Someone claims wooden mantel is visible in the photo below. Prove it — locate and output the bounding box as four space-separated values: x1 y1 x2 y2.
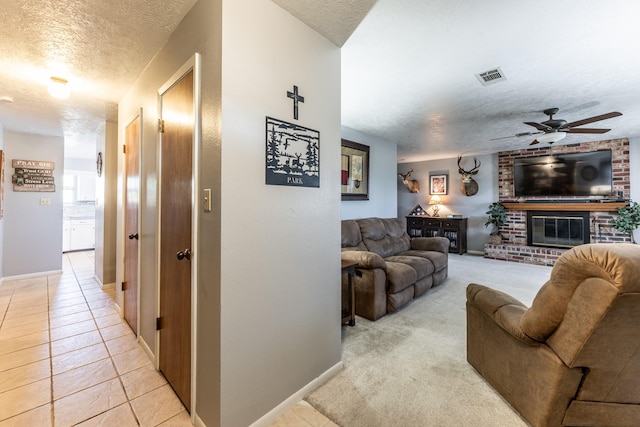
502 202 627 212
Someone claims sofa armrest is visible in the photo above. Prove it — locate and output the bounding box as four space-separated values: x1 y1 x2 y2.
341 250 387 271
410 236 450 254
466 283 538 345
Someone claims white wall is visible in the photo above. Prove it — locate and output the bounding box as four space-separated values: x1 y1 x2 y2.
397 154 498 253
95 122 117 286
3 131 64 276
64 157 94 172
221 1 341 425
341 126 398 219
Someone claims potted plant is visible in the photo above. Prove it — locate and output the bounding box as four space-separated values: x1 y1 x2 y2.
485 202 507 244
613 201 640 243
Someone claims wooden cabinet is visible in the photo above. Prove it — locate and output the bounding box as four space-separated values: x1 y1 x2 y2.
406 216 468 254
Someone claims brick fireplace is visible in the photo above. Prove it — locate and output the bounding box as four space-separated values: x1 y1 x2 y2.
484 138 631 266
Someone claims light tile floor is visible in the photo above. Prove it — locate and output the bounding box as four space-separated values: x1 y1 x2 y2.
0 251 191 426
0 251 334 427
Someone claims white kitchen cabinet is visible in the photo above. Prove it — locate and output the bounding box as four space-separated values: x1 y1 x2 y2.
76 175 96 201
63 219 95 252
63 222 71 252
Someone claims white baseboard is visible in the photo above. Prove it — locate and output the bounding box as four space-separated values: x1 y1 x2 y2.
467 250 484 256
138 335 157 366
93 274 116 290
113 302 123 317
101 281 116 290
249 361 344 427
1 269 63 282
194 413 206 427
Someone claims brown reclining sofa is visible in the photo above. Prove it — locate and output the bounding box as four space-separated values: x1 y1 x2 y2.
341 217 449 320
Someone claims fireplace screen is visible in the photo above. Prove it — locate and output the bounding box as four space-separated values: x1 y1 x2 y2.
528 211 590 248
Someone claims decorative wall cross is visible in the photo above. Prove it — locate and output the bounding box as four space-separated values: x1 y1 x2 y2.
287 85 304 120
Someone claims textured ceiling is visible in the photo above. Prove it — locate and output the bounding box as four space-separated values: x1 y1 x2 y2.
0 0 198 158
272 0 376 47
3 0 640 164
341 0 640 162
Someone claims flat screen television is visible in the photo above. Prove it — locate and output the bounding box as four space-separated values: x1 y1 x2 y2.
513 150 613 197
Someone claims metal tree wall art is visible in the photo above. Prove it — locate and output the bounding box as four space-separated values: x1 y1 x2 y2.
265 117 319 187
398 169 420 193
457 155 481 196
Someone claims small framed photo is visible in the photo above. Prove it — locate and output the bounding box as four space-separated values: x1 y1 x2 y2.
429 173 448 195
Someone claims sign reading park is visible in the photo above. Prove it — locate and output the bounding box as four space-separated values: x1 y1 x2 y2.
12 159 55 192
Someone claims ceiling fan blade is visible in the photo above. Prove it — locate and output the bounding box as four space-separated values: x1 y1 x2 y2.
490 131 542 141
565 128 611 134
524 121 552 131
564 111 622 128
516 131 542 137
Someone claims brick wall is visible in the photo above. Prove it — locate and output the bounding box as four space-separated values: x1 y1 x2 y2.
485 138 632 265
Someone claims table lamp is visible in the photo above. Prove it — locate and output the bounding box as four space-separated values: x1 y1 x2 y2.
429 195 442 217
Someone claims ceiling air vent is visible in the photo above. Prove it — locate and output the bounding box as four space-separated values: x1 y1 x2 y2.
475 67 507 86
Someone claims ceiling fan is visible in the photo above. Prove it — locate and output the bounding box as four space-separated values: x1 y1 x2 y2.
493 108 622 145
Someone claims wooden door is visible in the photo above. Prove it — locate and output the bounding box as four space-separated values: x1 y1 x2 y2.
159 70 193 411
124 115 140 334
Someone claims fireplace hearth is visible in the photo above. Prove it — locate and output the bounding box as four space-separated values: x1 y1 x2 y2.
527 211 590 249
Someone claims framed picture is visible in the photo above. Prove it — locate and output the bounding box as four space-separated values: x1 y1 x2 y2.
429 173 448 195
341 139 369 200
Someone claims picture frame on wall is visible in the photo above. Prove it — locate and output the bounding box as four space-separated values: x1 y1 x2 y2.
341 139 369 200
429 173 448 195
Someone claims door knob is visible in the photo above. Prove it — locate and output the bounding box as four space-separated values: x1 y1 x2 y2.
128 233 139 240
176 249 191 261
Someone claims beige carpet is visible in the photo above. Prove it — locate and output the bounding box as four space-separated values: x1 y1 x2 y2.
307 254 552 427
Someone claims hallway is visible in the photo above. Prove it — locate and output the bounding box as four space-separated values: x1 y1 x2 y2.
0 251 191 426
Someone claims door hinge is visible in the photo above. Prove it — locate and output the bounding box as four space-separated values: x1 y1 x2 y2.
121 281 126 291
123 144 126 154
156 317 163 331
158 119 165 133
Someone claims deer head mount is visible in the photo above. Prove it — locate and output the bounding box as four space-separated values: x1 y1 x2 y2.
457 155 481 196
398 169 420 193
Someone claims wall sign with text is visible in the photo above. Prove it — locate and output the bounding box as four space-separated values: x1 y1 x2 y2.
11 159 55 192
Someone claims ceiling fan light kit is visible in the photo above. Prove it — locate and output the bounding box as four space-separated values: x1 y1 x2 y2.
494 107 622 146
536 131 567 144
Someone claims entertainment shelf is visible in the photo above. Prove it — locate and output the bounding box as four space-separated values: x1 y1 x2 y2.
501 202 627 212
406 216 467 254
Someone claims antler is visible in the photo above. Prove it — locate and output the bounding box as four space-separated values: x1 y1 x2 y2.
458 156 481 175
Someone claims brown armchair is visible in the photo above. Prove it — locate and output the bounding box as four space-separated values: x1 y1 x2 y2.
466 244 640 427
